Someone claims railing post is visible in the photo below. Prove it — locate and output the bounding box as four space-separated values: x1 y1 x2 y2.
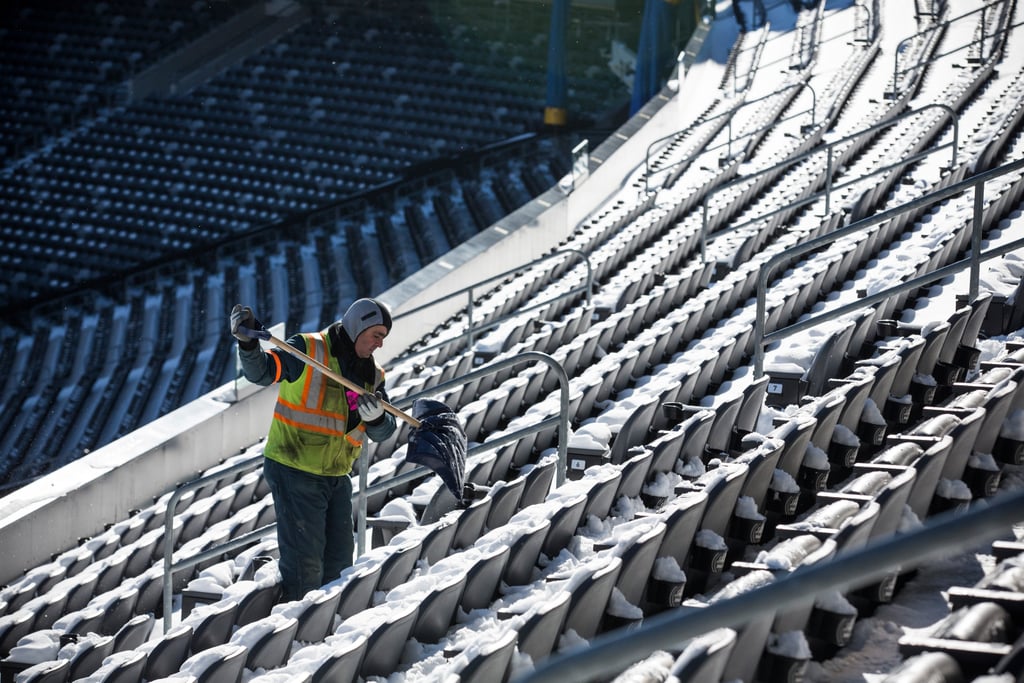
970 177 984 301
726 116 734 160
754 268 768 377
980 5 988 62
357 452 369 556
824 142 834 216
466 288 475 349
893 41 900 98
700 201 709 261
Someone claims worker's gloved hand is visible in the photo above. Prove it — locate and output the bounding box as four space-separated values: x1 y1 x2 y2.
230 304 259 347
356 391 385 424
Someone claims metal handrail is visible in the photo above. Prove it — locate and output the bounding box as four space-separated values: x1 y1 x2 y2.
390 249 593 365
853 0 878 45
891 0 1006 98
161 456 267 630
520 488 1024 682
644 82 817 193
752 156 1024 377
699 102 958 260
161 351 570 630
355 350 571 555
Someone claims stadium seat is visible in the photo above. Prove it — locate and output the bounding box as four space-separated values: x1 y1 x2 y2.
734 434 786 513
357 599 420 678
555 555 623 640
416 518 459 566
87 648 149 683
5 659 70 683
827 370 878 455
862 437 950 521
235 615 297 671
602 519 667 619
856 350 910 432
98 586 140 636
406 570 467 644
605 393 662 464
878 651 966 683
484 474 527 530
302 634 368 683
334 562 382 620
540 494 589 559
505 589 572 664
802 391 851 474
503 517 552 587
732 534 847 650
578 466 623 521
26 592 67 632
234 581 282 628
62 572 101 615
66 633 116 681
455 628 518 683
181 642 247 683
187 600 239 655
767 414 819 511
291 588 343 645
0 609 36 659
60 602 106 636
142 624 194 681
689 570 783 683
614 448 655 500
452 496 494 552
373 537 424 593
460 543 511 612
111 612 155 653
693 461 759 570
518 457 558 509
648 409 715 478
669 627 738 682
898 601 1014 679
123 529 163 579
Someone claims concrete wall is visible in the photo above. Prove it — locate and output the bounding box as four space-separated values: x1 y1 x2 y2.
0 380 277 585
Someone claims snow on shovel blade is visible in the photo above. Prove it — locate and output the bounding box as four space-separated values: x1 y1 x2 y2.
406 398 467 503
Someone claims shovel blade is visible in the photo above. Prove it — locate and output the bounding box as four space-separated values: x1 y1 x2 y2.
406 399 467 502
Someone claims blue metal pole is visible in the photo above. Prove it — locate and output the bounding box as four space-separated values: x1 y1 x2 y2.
545 0 569 126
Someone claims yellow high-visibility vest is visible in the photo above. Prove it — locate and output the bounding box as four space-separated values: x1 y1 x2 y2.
264 332 383 476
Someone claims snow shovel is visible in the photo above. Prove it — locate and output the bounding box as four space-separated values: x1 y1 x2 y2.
238 326 467 501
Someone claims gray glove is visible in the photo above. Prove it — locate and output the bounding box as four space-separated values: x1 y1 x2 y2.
230 304 257 344
357 391 385 424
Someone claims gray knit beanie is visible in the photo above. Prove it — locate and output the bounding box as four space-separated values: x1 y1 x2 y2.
342 298 393 342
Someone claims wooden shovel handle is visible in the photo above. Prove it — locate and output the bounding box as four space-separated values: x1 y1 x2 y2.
263 333 421 428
